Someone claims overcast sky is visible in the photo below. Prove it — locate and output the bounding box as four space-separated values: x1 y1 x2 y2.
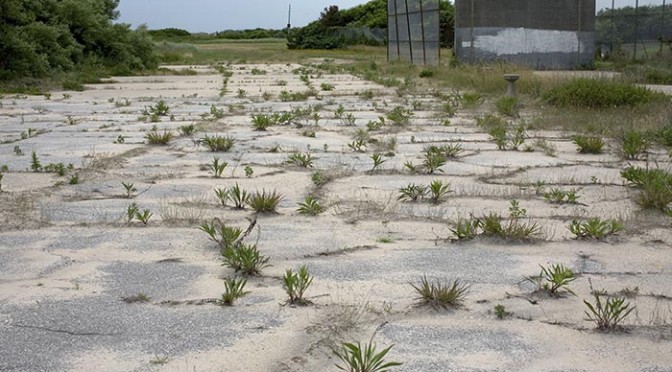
117 0 666 32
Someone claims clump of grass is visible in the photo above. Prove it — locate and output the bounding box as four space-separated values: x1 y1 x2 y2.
620 129 651 160
397 183 428 202
428 180 452 204
147 100 170 116
145 129 175 145
621 166 672 212
542 78 665 108
247 189 283 213
450 218 480 240
201 135 235 152
199 219 242 250
573 135 604 154
461 92 483 107
283 265 313 305
411 276 469 309
495 96 518 117
178 124 196 136
568 218 623 239
451 206 540 242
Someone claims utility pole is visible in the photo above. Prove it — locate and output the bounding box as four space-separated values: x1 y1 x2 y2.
287 4 292 30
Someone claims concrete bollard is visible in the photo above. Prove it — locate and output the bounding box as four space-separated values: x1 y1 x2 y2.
503 74 520 97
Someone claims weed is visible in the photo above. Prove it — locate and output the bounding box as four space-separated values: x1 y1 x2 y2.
568 218 623 239
220 278 249 306
14 146 23 156
370 153 386 172
334 342 402 372
534 138 557 157
122 182 136 198
178 124 196 136
386 106 413 126
209 105 225 119
450 218 480 240
495 96 518 117
508 199 527 218
494 304 511 319
297 196 323 216
620 130 651 160
250 67 266 75
122 293 151 303
145 129 174 145
30 151 41 172
148 100 170 116
398 183 428 202
543 188 580 204
236 89 247 98
251 114 274 131
244 165 254 177
199 219 242 249
214 188 230 206
525 264 577 296
283 265 313 305
621 166 672 212
227 183 250 209
221 243 269 276
135 209 153 225
584 293 635 330
488 125 508 150
321 83 335 91
461 92 483 107
126 203 139 223
428 180 451 204
411 276 469 310
208 157 228 178
201 135 235 152
247 189 283 213
68 174 79 184
348 139 366 153
573 136 604 154
287 152 314 168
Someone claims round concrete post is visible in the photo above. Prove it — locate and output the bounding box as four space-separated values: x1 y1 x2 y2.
504 74 520 97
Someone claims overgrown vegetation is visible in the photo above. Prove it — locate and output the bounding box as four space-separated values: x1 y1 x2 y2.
1 0 156 91
542 78 666 109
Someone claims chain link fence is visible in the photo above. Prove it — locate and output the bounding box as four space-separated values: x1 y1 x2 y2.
597 0 671 60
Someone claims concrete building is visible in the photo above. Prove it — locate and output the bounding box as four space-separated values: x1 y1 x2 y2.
454 0 596 69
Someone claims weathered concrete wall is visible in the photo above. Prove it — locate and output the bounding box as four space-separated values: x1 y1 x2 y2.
454 0 596 69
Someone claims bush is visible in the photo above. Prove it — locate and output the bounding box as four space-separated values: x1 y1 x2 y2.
542 78 665 108
0 1 156 82
573 135 604 154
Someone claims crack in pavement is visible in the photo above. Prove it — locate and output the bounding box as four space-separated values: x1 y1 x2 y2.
10 323 119 337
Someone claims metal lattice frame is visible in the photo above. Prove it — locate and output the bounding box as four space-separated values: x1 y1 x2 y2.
388 0 441 65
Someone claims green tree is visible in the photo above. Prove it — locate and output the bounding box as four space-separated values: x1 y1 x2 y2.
0 0 155 81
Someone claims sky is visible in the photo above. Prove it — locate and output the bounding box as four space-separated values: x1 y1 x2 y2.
117 0 666 33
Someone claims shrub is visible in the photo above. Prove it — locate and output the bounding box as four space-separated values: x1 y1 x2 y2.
573 135 604 154
283 266 313 305
247 189 283 213
411 276 469 309
542 78 665 108
334 342 402 372
201 135 235 152
584 293 635 330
